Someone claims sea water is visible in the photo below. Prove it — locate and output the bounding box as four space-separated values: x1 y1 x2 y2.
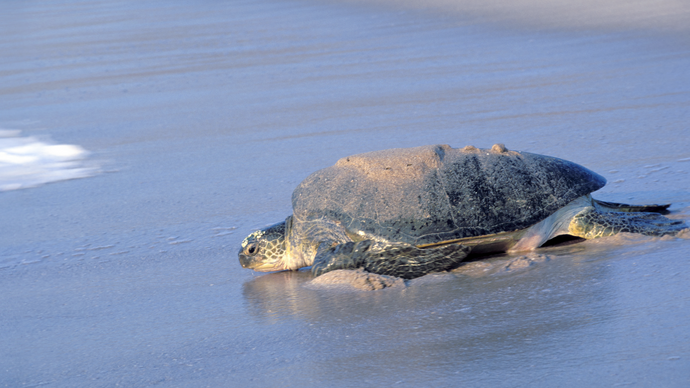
1 0 689 386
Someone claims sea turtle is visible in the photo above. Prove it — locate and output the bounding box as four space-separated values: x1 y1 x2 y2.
239 144 686 279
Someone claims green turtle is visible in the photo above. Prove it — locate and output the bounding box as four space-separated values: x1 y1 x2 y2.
239 144 686 279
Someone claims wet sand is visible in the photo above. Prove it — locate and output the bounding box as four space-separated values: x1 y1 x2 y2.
2 0 689 386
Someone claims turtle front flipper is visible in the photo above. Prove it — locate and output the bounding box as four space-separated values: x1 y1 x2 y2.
569 206 687 239
594 199 671 214
311 240 470 280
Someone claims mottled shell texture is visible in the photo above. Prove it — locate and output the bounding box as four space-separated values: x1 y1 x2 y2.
292 144 605 245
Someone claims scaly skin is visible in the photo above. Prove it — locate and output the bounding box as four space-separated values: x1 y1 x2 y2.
240 217 472 278
240 204 687 278
238 221 289 271
311 240 471 279
569 207 686 239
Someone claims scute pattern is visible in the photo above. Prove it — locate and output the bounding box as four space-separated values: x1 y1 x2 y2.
292 144 606 245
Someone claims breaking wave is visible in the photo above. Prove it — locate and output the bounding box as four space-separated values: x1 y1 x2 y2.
0 129 99 191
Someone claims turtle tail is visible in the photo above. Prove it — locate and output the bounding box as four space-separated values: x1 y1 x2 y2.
311 240 470 280
594 199 671 214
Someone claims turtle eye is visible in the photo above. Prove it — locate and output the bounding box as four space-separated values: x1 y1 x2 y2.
245 243 258 255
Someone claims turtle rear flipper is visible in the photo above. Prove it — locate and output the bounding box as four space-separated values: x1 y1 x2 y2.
311 240 470 280
569 207 687 239
594 199 671 214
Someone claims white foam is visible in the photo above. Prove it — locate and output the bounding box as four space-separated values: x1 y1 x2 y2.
0 130 99 191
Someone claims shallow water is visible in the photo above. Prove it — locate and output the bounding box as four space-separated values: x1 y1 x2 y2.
1 0 689 386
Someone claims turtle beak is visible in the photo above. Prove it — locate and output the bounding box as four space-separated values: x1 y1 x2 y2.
238 251 253 269
238 246 259 269
238 249 282 272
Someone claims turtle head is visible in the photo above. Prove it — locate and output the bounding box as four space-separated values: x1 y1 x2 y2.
239 220 289 272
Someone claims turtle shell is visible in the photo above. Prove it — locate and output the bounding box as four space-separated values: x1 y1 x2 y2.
291 144 606 245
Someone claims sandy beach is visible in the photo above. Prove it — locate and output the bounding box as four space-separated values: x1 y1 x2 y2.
2 0 689 386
